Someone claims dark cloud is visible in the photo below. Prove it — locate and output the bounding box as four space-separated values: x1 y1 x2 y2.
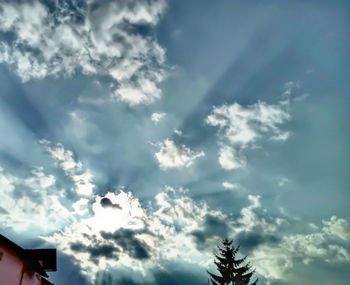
70 242 118 263
236 231 281 252
100 197 122 209
101 228 151 260
191 214 229 248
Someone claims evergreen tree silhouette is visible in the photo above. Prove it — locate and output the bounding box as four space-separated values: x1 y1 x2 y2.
207 239 258 285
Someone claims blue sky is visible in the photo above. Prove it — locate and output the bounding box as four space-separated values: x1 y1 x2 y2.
0 0 349 284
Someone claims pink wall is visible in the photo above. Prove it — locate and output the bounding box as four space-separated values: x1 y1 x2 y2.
0 245 42 285
22 271 41 285
0 245 23 285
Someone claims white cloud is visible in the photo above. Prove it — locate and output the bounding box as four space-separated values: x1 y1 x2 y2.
40 140 95 196
44 142 82 172
151 112 166 124
251 215 350 281
222 181 243 191
154 139 205 170
236 195 268 232
322 216 350 241
206 101 290 147
0 0 167 105
206 101 290 170
70 171 95 197
174 129 183 136
218 145 246 170
280 227 350 267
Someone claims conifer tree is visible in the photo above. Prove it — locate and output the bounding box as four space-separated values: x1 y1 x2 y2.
207 239 258 285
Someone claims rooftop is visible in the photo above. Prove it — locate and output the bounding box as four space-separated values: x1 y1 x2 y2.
0 234 56 278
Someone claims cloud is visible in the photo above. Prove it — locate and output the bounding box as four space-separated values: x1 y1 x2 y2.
0 166 70 234
35 179 349 284
2 140 345 284
154 139 205 170
191 214 230 249
40 140 95 196
282 232 350 265
218 145 246 170
43 187 224 281
206 101 290 146
278 177 290 187
322 216 350 242
101 229 151 260
151 112 166 125
0 0 167 105
283 81 301 98
174 129 183 136
0 139 101 235
206 101 290 170
251 216 350 281
235 195 273 233
70 242 118 262
37 187 287 283
222 181 243 191
211 194 350 283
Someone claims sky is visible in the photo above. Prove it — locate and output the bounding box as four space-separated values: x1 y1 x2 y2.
0 0 349 284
